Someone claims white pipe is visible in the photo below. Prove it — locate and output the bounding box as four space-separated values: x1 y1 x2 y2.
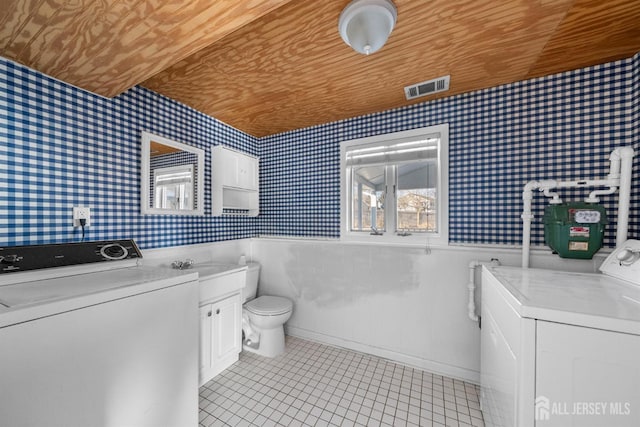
522 178 612 267
242 312 259 346
552 178 619 189
521 147 635 268
586 148 623 202
608 149 622 181
521 214 533 268
585 186 617 203
521 180 556 268
543 188 562 204
468 258 500 322
616 147 635 245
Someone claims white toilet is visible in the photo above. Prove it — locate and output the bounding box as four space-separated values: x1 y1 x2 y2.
242 262 293 357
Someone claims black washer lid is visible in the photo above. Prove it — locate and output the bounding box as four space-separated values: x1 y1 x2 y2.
0 240 142 274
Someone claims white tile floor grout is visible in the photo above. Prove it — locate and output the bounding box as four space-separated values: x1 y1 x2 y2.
199 336 485 427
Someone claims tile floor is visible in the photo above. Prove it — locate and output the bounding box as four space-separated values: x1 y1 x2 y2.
199 336 484 427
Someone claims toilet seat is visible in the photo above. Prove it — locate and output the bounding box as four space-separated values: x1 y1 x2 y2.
245 296 292 316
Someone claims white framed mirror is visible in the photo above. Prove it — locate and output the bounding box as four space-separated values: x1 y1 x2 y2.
141 131 205 216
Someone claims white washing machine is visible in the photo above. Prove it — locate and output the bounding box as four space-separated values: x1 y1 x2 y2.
480 240 640 427
0 240 200 427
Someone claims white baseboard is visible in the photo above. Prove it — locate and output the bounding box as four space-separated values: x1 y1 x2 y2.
286 326 480 384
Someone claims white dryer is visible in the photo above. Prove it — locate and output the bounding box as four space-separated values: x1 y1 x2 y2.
481 240 640 427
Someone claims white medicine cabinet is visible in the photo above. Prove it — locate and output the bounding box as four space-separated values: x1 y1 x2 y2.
212 146 259 216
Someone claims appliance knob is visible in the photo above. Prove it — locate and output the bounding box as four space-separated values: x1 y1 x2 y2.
0 254 23 264
616 248 640 266
100 243 129 260
207 311 212 317
216 309 220 315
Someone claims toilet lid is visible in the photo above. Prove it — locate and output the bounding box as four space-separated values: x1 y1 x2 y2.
245 296 292 316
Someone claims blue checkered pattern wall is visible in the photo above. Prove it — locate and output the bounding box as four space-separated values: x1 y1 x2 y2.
1 54 639 249
259 54 640 246
0 57 259 249
260 123 342 237
633 54 640 237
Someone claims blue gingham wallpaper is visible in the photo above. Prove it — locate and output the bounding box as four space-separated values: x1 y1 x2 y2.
259 54 640 246
2 53 639 249
633 53 640 237
0 57 259 248
260 123 342 237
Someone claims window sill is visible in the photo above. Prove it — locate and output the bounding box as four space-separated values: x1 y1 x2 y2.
340 232 448 248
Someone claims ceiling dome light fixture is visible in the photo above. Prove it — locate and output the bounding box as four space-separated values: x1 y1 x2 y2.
339 0 397 55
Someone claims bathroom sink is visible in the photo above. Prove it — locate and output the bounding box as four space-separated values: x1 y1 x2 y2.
188 262 245 280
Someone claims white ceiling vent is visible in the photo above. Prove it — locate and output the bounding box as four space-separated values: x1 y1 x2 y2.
404 75 450 100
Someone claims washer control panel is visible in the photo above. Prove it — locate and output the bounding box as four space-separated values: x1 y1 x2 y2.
0 240 142 274
599 239 640 285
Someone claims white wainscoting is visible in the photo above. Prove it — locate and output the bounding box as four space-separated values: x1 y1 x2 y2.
141 239 253 268
140 237 606 383
251 238 605 383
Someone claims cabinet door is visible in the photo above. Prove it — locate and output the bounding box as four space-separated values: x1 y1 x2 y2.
219 149 257 191
199 292 243 385
236 154 258 191
199 304 213 374
211 293 242 363
220 149 238 188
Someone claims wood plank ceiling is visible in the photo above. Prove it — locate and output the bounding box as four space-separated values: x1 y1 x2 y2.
0 0 295 97
1 0 640 137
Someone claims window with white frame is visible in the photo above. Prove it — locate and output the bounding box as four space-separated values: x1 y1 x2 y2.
153 165 194 211
341 124 448 244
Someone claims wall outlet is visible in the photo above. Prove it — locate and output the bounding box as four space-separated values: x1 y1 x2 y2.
72 207 91 227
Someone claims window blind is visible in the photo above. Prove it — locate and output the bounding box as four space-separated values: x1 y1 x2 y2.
345 133 440 167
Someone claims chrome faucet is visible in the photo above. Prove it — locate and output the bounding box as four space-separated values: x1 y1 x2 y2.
171 259 194 270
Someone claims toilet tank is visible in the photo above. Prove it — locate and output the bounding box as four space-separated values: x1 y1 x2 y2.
244 262 260 302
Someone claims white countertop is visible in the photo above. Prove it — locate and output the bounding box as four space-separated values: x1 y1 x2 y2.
185 263 247 280
0 266 198 328
484 266 640 335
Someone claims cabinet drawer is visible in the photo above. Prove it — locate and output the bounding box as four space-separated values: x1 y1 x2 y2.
200 273 244 303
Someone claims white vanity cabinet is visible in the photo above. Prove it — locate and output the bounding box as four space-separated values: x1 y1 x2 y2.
196 264 246 386
212 146 259 216
200 292 242 384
